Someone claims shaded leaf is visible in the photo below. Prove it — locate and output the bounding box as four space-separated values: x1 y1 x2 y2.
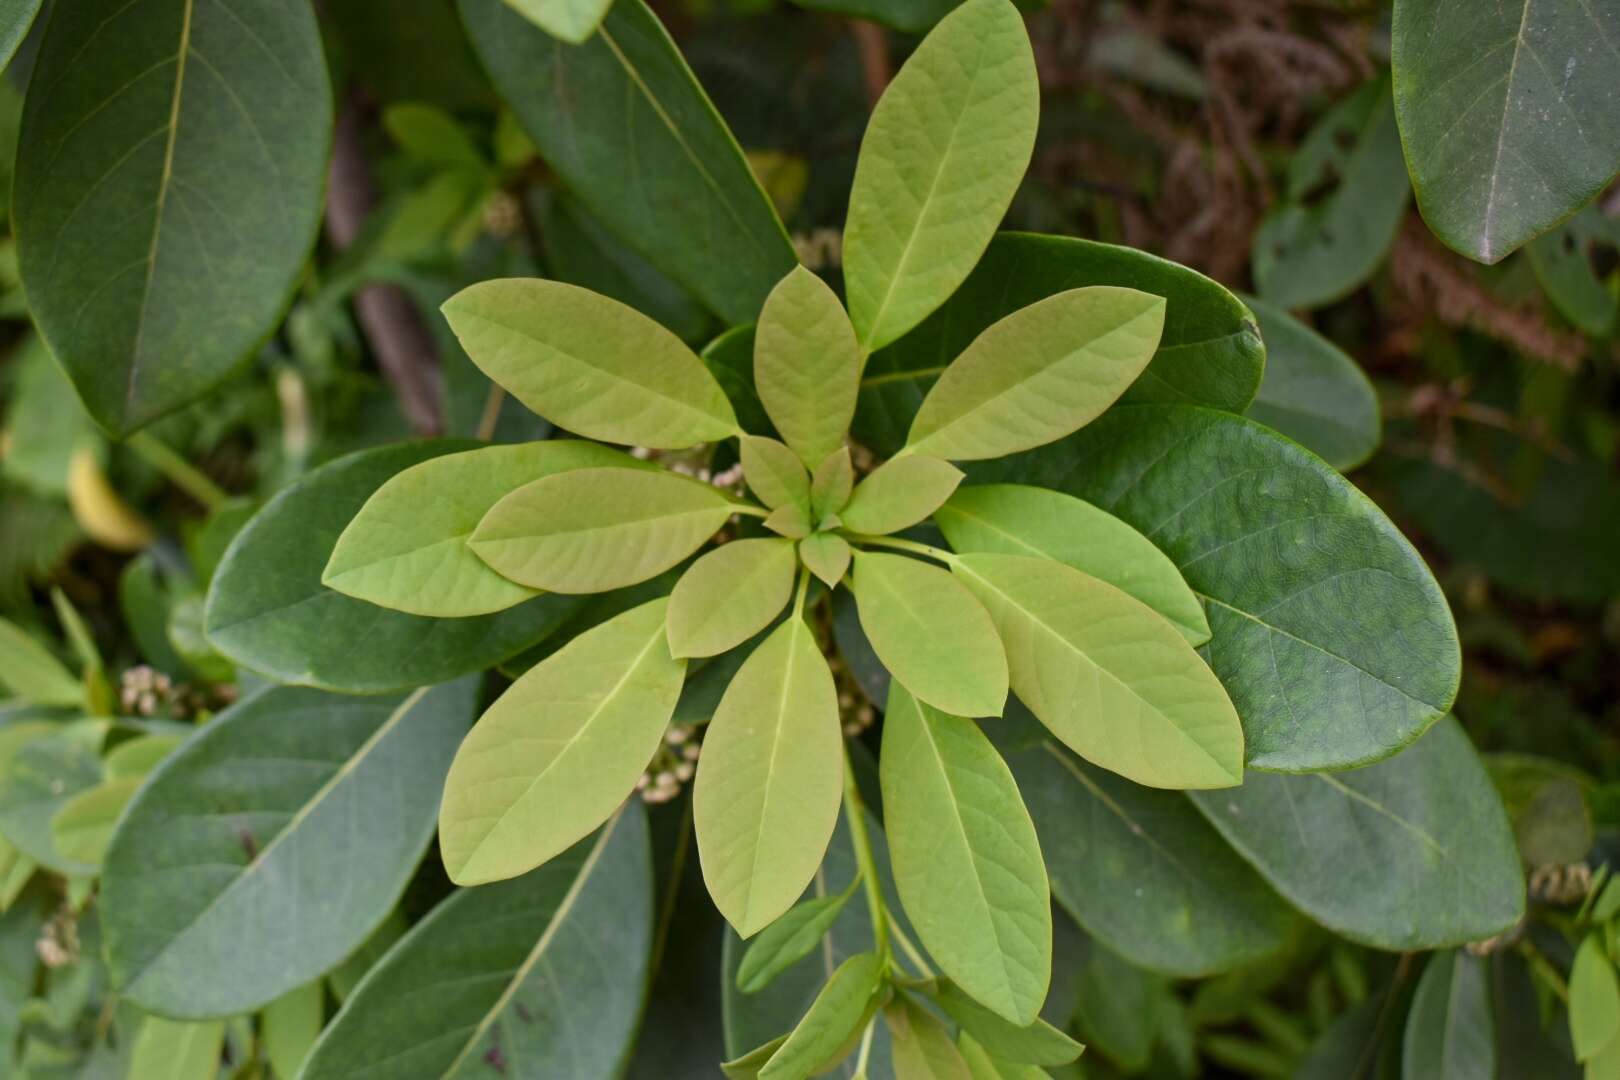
1403 951 1493 1080
958 1031 1050 1080
262 980 324 1080
1526 203 1620 336
736 886 856 995
0 0 42 72
756 266 862 468
841 457 964 537
932 979 1082 1067
49 777 140 869
887 994 972 1080
0 720 105 874
0 618 80 706
669 540 798 658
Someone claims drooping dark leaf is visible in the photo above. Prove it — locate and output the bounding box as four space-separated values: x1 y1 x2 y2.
1402 951 1494 1080
14 0 332 434
0 0 42 71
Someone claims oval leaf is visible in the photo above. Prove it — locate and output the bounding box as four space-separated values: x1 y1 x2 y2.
759 951 885 1080
1189 717 1525 950
668 539 797 658
443 279 739 449
974 404 1460 771
323 440 648 616
810 447 855 521
0 617 82 706
128 1017 225 1080
502 0 611 43
14 0 331 434
851 551 1008 719
886 995 973 1080
799 533 852 589
695 615 843 937
1403 951 1494 1080
756 266 862 468
881 684 1050 1025
101 681 476 1017
206 441 580 692
301 806 653 1078
471 466 738 593
0 720 106 874
840 456 964 537
49 776 141 869
932 979 1082 1067
904 288 1166 461
954 553 1243 789
1572 935 1620 1062
441 598 684 885
736 886 856 995
843 0 1038 352
935 484 1209 646
742 435 813 513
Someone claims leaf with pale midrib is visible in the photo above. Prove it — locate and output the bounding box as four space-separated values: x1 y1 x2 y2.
1403 951 1494 1080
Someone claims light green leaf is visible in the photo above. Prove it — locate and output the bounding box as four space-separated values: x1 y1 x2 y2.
799 534 853 589
128 1016 224 1080
471 466 737 593
13 0 331 435
958 1031 1051 1080
441 598 684 884
460 0 796 324
1252 79 1409 308
382 103 488 171
301 807 653 1078
669 540 798 658
756 266 862 468
206 441 581 692
695 616 843 937
736 884 857 994
262 980 324 1080
0 720 106 874
1241 295 1381 471
48 777 139 869
812 447 855 522
502 0 612 43
767 502 813 540
933 979 1081 1066
955 553 1242 789
743 435 813 513
101 681 476 1018
841 457 964 536
881 685 1049 1025
0 619 81 706
851 552 1008 718
1190 717 1526 950
903 288 1166 461
1527 204 1620 337
104 734 182 780
1572 936 1620 1062
1392 0 1620 264
843 0 1038 352
758 952 885 1080
887 995 973 1080
324 441 649 616
443 279 739 449
935 484 1209 646
724 1036 790 1080
1403 951 1494 1080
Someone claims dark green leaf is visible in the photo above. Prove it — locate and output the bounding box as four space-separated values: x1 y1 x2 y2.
0 0 42 71
1403 951 1494 1080
1527 203 1620 336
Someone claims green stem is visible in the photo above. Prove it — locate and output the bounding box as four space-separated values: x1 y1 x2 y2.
886 915 935 980
842 745 889 959
126 432 227 511
733 502 770 520
852 1014 878 1078
841 531 957 567
475 384 505 441
792 565 812 619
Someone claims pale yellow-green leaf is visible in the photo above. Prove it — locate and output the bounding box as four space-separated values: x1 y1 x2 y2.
128 1016 225 1080
50 777 140 868
502 0 612 43
887 995 974 1080
442 279 739 449
799 534 852 588
759 952 885 1080
811 447 855 522
668 539 797 658
471 466 737 593
0 838 35 911
841 456 963 536
766 502 812 539
958 1031 1052 1080
881 685 1049 1025
0 618 82 706
440 599 684 884
755 266 861 468
723 1036 789 1080
904 288 1166 461
934 979 1082 1066
104 734 183 780
843 0 1038 352
935 484 1209 645
851 552 1007 718
1572 935 1620 1062
741 435 812 513
262 980 324 1080
695 616 843 936
953 553 1243 789
324 441 648 616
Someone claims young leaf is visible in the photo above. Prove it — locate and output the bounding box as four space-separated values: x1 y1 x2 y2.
440 599 684 885
758 951 885 1080
1526 205 1620 337
49 777 140 869
471 466 738 593
887 994 973 1080
301 807 653 1078
840 457 964 536
810 447 855 521
904 288 1166 461
695 615 843 937
723 1036 789 1080
958 1031 1052 1080
1572 936 1620 1062
13 0 332 435
323 441 649 617
1402 951 1494 1080
851 551 1007 718
799 534 852 589
842 0 1038 352
104 734 182 780
881 685 1050 1025
736 885 856 994
262 980 324 1080
502 0 612 43
955 554 1243 788
101 681 476 1018
935 484 1209 645
206 442 581 693
755 266 862 468
128 1017 225 1080
742 435 813 513
932 979 1082 1066
0 618 82 706
668 540 798 658
766 502 813 540
1189 718 1526 951
0 720 106 874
